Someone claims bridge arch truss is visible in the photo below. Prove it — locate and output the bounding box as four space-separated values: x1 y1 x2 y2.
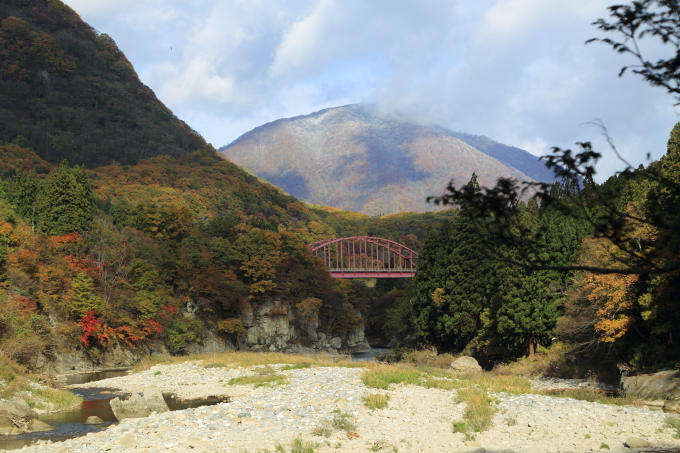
308 236 418 278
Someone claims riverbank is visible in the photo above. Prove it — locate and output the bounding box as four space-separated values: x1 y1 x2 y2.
0 357 82 418
11 354 680 453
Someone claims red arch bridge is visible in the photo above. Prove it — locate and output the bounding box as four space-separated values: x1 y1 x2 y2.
308 236 418 278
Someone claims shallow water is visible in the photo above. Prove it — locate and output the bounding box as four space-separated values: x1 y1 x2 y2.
351 347 390 362
61 369 130 386
0 371 224 450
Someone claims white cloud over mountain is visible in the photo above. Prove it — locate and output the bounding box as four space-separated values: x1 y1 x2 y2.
63 0 679 180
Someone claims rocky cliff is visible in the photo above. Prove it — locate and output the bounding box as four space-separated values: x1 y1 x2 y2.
44 298 368 374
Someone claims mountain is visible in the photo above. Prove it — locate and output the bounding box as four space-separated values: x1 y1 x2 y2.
0 0 210 167
219 105 555 215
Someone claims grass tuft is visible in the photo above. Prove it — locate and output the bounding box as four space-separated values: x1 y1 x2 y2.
666 416 680 439
290 437 316 453
362 365 423 389
281 363 312 371
332 410 357 432
457 388 494 433
227 374 287 388
311 425 333 438
363 393 390 410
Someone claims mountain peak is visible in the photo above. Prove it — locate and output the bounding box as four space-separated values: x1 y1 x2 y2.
220 104 555 215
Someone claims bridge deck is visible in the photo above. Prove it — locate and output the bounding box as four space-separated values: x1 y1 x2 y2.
328 269 416 278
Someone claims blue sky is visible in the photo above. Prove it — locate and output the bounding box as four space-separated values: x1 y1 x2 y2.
62 0 679 180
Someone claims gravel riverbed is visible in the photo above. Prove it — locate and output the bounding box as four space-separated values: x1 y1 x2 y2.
12 361 680 453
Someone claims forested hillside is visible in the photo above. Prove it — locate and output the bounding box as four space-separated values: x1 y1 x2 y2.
387 124 680 377
0 0 210 167
0 139 455 366
0 0 458 370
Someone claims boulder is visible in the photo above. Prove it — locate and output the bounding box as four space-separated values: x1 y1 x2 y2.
0 415 15 434
0 400 38 420
109 393 151 421
143 388 169 413
25 420 54 432
450 356 482 372
85 415 104 425
621 370 680 400
625 437 650 448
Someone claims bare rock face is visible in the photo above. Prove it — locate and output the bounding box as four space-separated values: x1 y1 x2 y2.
144 388 170 413
110 393 151 420
450 356 482 372
329 337 342 349
621 370 680 401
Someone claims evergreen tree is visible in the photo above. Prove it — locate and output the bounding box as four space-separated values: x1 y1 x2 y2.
491 200 559 356
6 168 39 227
67 273 106 319
35 161 95 235
410 224 449 346
411 174 496 350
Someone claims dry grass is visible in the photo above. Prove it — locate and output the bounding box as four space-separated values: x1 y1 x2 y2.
133 351 362 372
543 388 643 406
492 342 621 384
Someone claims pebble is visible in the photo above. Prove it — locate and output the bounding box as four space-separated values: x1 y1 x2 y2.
12 362 680 453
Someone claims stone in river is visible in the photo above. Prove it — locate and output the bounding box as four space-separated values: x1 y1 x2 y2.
625 437 650 448
85 415 104 424
26 420 55 432
110 393 151 420
144 388 169 413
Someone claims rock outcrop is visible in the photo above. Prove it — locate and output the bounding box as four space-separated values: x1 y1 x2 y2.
622 370 680 400
40 296 369 374
621 370 680 413
240 298 369 354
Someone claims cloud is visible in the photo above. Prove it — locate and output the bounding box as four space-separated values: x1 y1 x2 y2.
62 0 679 179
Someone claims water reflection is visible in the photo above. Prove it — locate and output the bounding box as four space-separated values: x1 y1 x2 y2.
351 347 390 362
